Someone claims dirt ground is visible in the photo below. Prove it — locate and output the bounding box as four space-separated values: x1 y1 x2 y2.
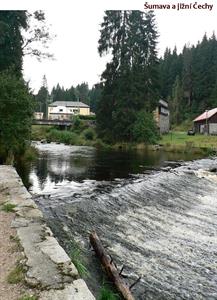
0 193 31 300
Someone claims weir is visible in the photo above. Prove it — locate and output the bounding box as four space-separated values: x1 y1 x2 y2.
29 145 217 299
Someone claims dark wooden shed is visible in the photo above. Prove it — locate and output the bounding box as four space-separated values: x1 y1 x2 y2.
194 108 217 134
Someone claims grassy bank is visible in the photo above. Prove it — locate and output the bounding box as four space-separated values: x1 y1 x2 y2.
159 131 217 154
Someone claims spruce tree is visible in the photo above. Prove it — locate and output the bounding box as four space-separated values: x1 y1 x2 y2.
97 10 159 142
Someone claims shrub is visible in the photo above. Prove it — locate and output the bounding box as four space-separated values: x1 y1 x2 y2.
83 128 95 140
73 116 82 130
132 111 160 144
79 115 96 120
47 129 79 145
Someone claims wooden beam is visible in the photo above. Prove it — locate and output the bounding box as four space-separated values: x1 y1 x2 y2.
89 231 135 300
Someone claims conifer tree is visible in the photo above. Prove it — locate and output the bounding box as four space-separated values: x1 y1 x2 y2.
97 10 159 142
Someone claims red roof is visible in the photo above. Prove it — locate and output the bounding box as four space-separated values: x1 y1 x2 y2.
194 108 217 122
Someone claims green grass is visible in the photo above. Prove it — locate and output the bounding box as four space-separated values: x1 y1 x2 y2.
18 295 38 300
7 263 25 284
1 203 16 212
10 235 23 252
97 286 119 300
161 131 217 150
22 146 38 161
69 246 89 278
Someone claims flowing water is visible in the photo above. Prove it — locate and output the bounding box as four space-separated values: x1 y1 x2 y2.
16 142 217 299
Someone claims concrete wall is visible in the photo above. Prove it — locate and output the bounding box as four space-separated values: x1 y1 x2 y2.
0 166 95 300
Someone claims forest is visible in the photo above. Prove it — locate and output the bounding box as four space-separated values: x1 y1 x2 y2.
159 33 217 125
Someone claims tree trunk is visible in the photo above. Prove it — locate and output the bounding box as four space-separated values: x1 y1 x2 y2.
89 231 135 300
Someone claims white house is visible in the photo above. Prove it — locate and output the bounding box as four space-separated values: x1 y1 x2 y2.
48 101 90 120
34 112 44 120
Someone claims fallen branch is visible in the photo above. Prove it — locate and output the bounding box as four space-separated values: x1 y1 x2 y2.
89 231 135 300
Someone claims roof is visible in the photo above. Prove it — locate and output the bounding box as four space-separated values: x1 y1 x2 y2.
159 99 168 108
49 101 90 108
194 108 217 122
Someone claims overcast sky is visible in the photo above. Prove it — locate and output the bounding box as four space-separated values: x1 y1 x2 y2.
2 0 217 93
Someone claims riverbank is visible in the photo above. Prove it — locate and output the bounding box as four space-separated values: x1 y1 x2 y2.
159 131 217 154
31 125 217 155
0 165 95 300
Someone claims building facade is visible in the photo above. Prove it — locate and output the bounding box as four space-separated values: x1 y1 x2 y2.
153 99 170 134
48 101 90 120
34 112 44 120
194 108 217 134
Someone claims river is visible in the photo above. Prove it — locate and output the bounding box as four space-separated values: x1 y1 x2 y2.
16 142 217 299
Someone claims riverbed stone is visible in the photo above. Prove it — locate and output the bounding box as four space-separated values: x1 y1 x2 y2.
39 280 95 300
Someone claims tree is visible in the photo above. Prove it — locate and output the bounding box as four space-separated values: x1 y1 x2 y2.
0 10 52 164
36 75 49 117
0 11 53 75
0 11 27 75
22 10 54 60
0 70 33 163
171 75 184 124
97 10 160 142
132 111 159 144
89 83 102 112
75 82 90 104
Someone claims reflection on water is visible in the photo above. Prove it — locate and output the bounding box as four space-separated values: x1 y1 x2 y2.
16 142 204 195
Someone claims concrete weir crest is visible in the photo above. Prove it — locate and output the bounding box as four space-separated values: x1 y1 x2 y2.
0 165 95 300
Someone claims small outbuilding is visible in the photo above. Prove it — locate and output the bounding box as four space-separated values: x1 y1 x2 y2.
153 99 170 134
194 108 217 135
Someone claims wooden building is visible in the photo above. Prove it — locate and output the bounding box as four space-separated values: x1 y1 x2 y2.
194 108 217 134
153 99 170 134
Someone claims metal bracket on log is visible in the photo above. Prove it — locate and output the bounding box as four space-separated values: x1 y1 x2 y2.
89 231 135 300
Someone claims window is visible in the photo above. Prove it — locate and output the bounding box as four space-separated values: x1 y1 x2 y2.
59 108 63 112
73 109 80 114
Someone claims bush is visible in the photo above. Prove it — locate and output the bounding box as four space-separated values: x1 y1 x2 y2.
83 128 95 140
132 111 160 144
72 116 87 133
47 129 79 145
79 115 96 120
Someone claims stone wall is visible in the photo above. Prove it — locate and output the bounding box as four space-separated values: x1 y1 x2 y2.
0 165 95 300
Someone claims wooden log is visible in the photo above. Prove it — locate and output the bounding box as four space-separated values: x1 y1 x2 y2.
89 231 135 300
